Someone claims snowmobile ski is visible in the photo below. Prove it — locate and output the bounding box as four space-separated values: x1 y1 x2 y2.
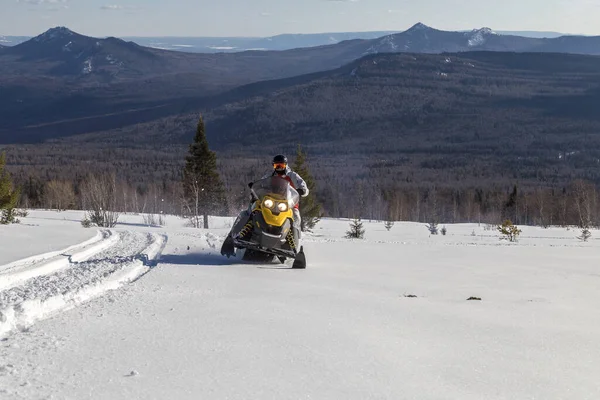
220 235 236 258
292 247 306 269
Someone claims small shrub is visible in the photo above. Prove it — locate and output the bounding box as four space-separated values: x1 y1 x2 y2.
441 226 447 236
346 218 365 239
426 222 438 235
81 218 92 228
471 229 476 237
497 219 522 242
1 208 20 224
577 228 592 242
384 220 394 231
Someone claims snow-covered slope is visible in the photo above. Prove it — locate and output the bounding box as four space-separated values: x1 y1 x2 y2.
0 211 97 265
1 211 599 399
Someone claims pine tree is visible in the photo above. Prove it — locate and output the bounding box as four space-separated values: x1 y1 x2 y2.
497 219 522 242
345 218 365 239
0 152 20 224
292 144 323 231
182 115 226 229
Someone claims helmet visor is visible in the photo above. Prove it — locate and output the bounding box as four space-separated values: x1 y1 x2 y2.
273 162 287 171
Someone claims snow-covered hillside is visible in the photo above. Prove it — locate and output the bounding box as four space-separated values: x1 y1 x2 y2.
1 210 599 399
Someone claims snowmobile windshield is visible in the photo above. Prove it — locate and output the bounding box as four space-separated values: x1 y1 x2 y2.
252 176 300 207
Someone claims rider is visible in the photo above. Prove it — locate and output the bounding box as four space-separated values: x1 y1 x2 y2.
263 154 309 233
235 154 309 240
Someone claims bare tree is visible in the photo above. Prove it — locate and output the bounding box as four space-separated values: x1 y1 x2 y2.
45 180 75 211
80 172 120 227
184 179 203 228
534 187 548 228
572 180 595 229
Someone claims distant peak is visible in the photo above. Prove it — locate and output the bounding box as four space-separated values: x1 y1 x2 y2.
408 22 432 31
49 26 73 33
44 26 75 36
33 26 77 42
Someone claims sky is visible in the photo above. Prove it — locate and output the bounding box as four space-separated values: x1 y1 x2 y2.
1 0 599 37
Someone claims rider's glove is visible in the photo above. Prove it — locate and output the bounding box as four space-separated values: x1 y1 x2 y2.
248 182 253 189
297 188 306 196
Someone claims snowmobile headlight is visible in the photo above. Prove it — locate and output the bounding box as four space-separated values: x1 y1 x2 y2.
277 202 288 212
263 199 274 208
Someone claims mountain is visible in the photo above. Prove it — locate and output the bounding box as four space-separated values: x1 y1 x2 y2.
2 27 173 78
4 24 600 142
12 50 599 192
200 51 600 155
0 27 369 82
0 27 370 137
360 23 600 55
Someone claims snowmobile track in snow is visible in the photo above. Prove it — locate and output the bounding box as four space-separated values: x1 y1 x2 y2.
0 229 119 292
0 230 167 338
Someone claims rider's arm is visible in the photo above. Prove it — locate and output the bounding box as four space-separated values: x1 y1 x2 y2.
288 171 309 196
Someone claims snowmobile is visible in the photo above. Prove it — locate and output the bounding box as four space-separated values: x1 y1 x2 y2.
220 176 307 269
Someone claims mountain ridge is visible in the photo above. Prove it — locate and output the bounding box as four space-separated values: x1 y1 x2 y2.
3 25 600 143
0 25 586 53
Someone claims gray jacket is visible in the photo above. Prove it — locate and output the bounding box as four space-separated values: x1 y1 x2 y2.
262 166 309 197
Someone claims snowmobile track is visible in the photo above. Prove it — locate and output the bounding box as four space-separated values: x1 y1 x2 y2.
0 229 119 291
0 231 167 338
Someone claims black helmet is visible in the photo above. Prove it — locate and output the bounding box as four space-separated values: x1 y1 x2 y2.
273 154 287 164
272 154 288 174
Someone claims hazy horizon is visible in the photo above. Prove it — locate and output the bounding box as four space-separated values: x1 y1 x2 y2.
1 0 597 37
0 25 584 39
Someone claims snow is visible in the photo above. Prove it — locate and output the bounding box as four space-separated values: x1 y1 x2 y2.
0 210 97 266
467 27 497 47
1 210 600 399
82 59 93 74
0 229 120 292
364 34 399 55
106 54 120 65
